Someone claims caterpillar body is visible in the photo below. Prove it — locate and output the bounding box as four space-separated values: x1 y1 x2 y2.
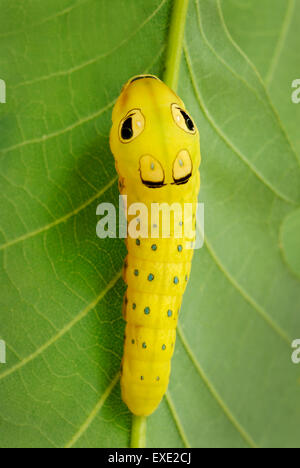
110 75 201 416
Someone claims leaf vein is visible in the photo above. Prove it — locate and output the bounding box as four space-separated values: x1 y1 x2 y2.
265 0 295 86
12 0 168 90
65 372 120 448
183 44 296 205
0 175 118 251
177 325 257 448
165 391 191 448
0 270 122 381
202 232 292 345
216 0 300 167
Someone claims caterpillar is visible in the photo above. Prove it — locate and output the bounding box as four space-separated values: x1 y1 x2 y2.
109 75 201 416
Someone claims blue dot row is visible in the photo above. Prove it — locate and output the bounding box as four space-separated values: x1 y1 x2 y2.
133 271 186 284
135 239 184 253
140 376 160 382
131 304 174 318
141 342 167 350
130 340 170 351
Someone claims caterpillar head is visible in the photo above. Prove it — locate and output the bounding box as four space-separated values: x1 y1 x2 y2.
110 75 200 194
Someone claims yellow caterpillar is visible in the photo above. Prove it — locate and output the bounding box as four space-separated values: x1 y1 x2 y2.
109 75 201 416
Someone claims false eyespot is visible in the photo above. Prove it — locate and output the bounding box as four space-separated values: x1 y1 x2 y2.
139 155 165 188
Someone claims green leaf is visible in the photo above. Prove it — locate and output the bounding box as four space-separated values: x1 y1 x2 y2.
0 0 300 448
222 0 300 156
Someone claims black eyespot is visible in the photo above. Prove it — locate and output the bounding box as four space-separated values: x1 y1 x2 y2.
121 117 133 140
180 110 195 132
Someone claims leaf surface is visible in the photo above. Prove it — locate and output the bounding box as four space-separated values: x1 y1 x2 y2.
0 0 299 448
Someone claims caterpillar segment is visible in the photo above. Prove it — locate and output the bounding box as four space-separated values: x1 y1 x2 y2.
110 75 201 416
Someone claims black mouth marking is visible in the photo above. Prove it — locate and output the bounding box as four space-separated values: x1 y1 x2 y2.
172 174 192 185
142 180 166 189
131 75 158 83
141 175 192 188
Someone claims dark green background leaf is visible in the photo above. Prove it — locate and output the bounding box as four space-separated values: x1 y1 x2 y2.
0 0 299 448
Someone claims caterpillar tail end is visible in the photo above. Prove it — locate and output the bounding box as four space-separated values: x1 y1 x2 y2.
121 384 163 417
120 364 170 417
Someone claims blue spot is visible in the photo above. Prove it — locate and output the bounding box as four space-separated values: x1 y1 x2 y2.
132 303 136 310
174 276 179 285
134 269 139 277
151 244 157 251
177 245 183 253
179 221 183 226
156 376 160 381
185 275 188 281
167 310 173 317
142 342 147 349
144 307 150 315
153 224 158 229
136 239 141 246
162 344 166 350
148 274 154 281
